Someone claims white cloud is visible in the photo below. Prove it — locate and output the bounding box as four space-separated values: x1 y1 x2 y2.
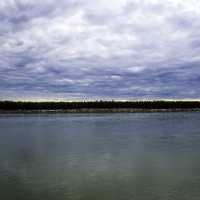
0 0 200 99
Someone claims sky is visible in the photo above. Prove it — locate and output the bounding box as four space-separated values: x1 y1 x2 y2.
0 0 200 100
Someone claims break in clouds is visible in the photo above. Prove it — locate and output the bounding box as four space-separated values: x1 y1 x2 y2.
0 0 200 100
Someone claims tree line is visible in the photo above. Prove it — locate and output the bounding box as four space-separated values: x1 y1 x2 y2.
0 100 200 110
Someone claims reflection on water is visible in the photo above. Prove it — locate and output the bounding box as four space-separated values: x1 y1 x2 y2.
0 113 200 200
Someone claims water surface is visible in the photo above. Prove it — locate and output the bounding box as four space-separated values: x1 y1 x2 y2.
0 112 200 200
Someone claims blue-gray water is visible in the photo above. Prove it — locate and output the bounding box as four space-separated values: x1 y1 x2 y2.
0 112 200 200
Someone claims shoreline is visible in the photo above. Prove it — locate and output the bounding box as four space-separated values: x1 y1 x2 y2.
1 108 200 114
1 101 200 113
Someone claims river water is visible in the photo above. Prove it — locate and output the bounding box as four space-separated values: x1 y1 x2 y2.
0 112 200 200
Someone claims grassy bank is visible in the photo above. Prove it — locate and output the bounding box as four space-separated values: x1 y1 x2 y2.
0 100 200 113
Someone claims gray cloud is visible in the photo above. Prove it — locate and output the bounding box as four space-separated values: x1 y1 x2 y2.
0 0 200 100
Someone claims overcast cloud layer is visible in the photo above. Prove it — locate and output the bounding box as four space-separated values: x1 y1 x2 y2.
0 0 200 100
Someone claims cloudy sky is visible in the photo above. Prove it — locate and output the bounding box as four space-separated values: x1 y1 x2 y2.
0 0 200 100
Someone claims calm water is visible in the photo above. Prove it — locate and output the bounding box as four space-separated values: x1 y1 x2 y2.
0 112 200 200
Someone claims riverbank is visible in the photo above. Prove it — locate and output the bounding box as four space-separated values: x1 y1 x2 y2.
1 100 200 113
1 108 200 113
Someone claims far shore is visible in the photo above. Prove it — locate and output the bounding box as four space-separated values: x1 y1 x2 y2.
1 108 200 114
1 100 200 113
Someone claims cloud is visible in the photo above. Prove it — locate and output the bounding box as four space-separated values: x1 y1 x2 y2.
0 0 200 100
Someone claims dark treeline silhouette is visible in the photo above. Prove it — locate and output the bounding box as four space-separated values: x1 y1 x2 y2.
0 100 200 111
